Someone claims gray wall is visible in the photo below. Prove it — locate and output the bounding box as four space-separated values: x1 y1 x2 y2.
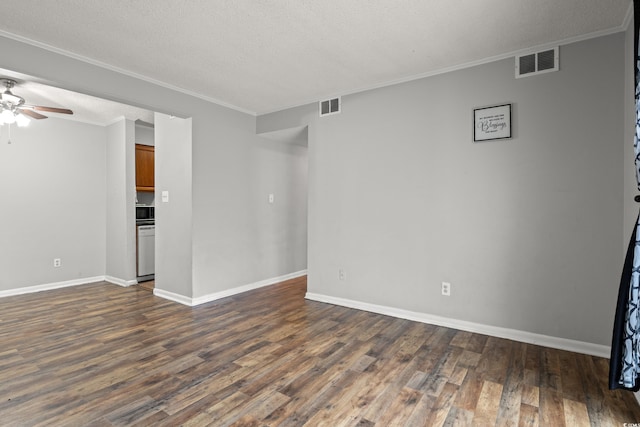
624 22 637 249
0 118 106 290
191 115 308 298
135 123 154 146
258 33 626 346
105 118 136 282
0 35 308 299
155 113 193 297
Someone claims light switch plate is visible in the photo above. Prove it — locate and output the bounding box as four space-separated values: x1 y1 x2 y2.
162 191 169 203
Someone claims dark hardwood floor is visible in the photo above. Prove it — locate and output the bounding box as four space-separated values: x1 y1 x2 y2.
0 276 638 426
137 279 155 292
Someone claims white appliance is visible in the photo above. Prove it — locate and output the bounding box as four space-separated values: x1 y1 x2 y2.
137 224 155 279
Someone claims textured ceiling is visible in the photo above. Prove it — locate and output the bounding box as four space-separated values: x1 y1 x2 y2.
0 0 631 115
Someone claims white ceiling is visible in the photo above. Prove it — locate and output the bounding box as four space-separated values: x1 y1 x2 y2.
0 0 631 117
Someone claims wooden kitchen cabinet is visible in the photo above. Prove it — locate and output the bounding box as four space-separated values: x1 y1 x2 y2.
135 144 154 192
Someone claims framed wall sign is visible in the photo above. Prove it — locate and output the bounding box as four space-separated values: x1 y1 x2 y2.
473 103 512 142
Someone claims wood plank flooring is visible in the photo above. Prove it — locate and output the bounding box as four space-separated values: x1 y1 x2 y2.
0 276 638 426
137 280 155 292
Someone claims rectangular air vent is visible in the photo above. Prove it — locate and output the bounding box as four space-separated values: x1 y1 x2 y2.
516 47 559 78
319 97 341 116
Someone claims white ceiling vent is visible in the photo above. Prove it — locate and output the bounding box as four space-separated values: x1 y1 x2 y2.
319 97 341 117
516 47 559 78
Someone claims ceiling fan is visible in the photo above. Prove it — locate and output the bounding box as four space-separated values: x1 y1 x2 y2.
0 78 73 127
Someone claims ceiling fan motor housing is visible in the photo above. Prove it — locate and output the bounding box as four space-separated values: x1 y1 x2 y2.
0 79 25 110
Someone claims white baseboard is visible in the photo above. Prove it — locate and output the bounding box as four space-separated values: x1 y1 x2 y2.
0 276 106 298
192 270 308 306
305 292 610 358
153 288 193 306
104 276 138 287
0 273 609 359
153 270 308 307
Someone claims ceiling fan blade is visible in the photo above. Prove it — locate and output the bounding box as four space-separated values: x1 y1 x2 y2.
19 108 48 119
32 105 73 115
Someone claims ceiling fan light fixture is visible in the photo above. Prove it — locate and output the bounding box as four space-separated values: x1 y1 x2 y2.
1 109 16 124
15 113 30 127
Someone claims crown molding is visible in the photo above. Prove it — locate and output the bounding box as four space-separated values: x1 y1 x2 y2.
0 19 627 120
0 30 257 117
258 23 630 116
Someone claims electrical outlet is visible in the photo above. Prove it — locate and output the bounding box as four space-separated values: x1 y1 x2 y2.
53 258 62 268
339 269 346 281
441 281 451 296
